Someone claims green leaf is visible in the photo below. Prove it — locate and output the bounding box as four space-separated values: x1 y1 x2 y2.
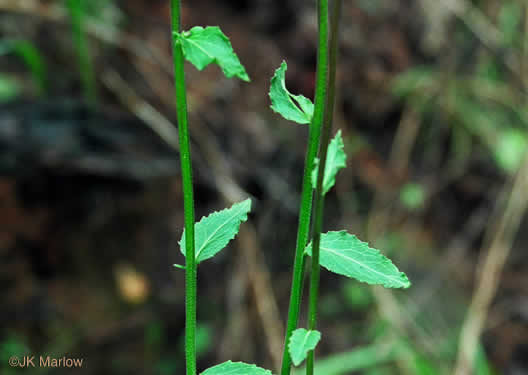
312 130 347 194
269 61 314 124
180 199 251 264
391 66 435 98
201 361 272 375
177 26 250 82
289 328 322 366
305 231 411 289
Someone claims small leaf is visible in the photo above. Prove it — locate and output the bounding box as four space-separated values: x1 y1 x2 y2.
177 26 250 82
173 264 186 270
201 361 272 375
269 61 314 124
180 199 251 264
289 328 322 366
305 231 411 289
312 130 347 194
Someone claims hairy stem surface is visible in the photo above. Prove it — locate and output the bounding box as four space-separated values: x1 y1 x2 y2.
170 1 197 374
280 0 329 374
305 0 342 374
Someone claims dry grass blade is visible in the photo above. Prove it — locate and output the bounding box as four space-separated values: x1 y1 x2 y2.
453 154 528 375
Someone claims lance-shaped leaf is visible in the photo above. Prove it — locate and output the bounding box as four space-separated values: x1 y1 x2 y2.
289 328 322 366
305 231 411 289
201 361 272 375
312 130 347 194
269 61 314 124
180 199 251 264
177 26 250 82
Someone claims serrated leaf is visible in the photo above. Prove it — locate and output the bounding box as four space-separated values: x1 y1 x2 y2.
180 199 251 264
177 26 250 82
201 361 272 375
269 61 314 124
305 231 410 289
289 328 322 366
312 130 347 194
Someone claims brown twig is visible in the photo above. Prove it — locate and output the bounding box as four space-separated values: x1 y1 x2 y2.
453 154 528 375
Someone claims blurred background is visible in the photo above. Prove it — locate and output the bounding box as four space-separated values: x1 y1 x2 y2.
1 0 527 374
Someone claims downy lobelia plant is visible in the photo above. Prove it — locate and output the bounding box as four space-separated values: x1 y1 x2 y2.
170 0 410 374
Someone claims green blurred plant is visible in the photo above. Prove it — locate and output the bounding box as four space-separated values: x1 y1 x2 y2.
0 39 47 96
0 336 30 375
66 0 97 106
391 0 528 176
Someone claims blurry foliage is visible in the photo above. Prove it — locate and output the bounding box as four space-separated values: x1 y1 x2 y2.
0 39 47 95
392 0 528 177
62 0 123 25
0 336 30 375
0 74 19 102
400 183 425 211
342 282 373 310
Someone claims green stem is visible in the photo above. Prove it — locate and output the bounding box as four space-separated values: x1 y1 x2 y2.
171 1 197 374
305 0 342 374
67 0 96 106
280 0 329 374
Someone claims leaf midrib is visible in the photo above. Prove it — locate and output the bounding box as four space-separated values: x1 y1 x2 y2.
298 331 314 360
195 204 246 260
184 36 215 61
321 246 406 287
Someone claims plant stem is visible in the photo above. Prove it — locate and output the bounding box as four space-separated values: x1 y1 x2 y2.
66 0 96 106
305 0 342 374
280 0 329 374
170 1 197 374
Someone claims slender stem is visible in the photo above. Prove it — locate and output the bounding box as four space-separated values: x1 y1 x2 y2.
171 1 197 374
305 0 342 374
280 0 329 374
67 0 96 106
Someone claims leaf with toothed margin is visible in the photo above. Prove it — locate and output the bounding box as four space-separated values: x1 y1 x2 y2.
176 26 250 82
179 199 251 264
200 361 272 375
305 231 411 289
312 130 347 194
289 328 322 366
269 61 314 124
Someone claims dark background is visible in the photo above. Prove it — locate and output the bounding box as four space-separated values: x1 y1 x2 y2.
0 0 527 374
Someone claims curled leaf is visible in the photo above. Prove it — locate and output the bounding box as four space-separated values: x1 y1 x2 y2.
269 61 314 124
312 130 347 194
